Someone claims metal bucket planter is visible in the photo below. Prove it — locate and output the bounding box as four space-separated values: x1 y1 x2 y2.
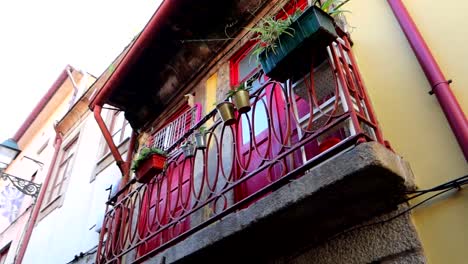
134 154 166 183
216 102 236 126
259 6 338 82
181 142 196 158
232 90 251 114
194 132 207 149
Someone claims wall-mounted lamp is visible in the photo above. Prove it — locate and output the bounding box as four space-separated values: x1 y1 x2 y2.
0 139 41 198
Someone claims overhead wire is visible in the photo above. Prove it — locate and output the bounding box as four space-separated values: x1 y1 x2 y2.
328 174 468 241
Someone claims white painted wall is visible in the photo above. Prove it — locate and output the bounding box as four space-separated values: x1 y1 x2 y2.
0 207 32 264
22 114 123 264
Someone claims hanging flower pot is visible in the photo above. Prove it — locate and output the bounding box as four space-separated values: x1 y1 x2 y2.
132 148 167 184
194 131 207 149
216 102 236 126
181 142 196 158
257 6 338 82
232 90 251 114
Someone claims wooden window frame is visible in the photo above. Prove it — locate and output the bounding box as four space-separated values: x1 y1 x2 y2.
147 104 199 151
43 135 79 207
101 110 131 157
93 110 132 178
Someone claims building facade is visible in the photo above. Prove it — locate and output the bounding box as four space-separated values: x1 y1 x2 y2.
346 2 467 263
87 0 466 264
0 66 92 264
7 0 467 263
17 58 132 264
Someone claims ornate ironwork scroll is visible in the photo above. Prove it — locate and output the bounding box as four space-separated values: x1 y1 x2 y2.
0 172 41 198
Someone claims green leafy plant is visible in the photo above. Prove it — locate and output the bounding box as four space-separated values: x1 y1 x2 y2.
131 147 167 171
198 126 207 134
248 0 350 60
181 141 192 147
317 0 350 17
236 82 252 92
249 15 298 59
226 89 237 99
226 83 252 99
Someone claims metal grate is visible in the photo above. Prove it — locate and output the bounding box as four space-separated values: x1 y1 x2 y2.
293 61 336 104
149 107 198 151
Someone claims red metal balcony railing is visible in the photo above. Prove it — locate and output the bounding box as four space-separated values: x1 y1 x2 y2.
96 36 384 264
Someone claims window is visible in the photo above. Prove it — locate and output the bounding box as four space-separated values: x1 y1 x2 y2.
110 111 132 145
148 105 199 152
276 0 309 20
94 110 133 178
101 111 132 156
230 44 269 145
45 136 78 204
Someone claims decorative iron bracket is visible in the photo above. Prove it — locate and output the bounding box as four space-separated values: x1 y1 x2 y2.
0 171 41 198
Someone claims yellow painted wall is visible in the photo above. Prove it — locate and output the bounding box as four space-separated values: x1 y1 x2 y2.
346 1 468 263
206 73 218 113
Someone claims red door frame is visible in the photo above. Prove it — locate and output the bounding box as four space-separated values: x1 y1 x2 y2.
229 0 315 202
230 41 289 202
137 103 200 256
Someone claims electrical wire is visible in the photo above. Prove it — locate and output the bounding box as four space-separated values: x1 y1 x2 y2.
408 175 467 194
403 174 467 202
328 174 468 241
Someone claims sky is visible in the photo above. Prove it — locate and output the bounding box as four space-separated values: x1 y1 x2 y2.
0 0 162 141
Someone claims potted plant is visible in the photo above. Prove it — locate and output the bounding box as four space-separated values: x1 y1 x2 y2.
194 126 208 149
227 83 251 114
216 101 236 126
131 147 167 183
181 141 196 158
250 0 349 82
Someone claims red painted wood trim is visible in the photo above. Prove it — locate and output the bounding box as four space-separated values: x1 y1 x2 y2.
89 0 181 110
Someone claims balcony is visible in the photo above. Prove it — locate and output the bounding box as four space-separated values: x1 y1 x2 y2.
96 37 415 264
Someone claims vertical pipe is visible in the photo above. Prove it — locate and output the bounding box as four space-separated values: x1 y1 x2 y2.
15 132 63 264
387 0 468 161
66 66 79 110
122 131 137 188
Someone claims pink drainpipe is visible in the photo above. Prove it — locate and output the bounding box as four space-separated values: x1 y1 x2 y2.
16 132 63 264
388 0 468 161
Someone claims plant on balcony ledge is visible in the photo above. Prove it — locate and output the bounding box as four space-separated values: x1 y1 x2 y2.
131 147 167 183
181 141 196 158
216 101 236 126
249 0 349 82
194 126 208 149
227 83 252 114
